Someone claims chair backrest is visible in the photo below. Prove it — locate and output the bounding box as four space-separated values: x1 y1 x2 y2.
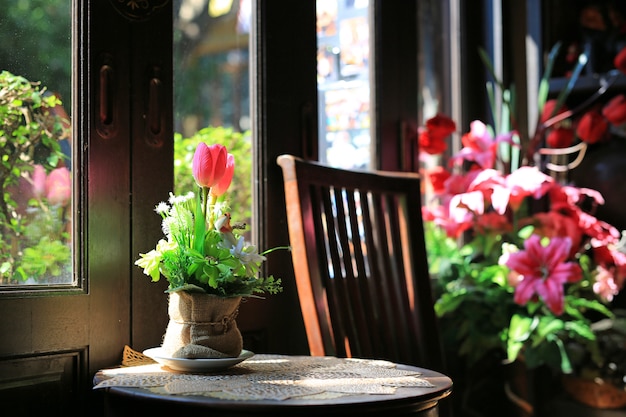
277 154 445 371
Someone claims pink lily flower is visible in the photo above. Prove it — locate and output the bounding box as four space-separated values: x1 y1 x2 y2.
505 234 582 315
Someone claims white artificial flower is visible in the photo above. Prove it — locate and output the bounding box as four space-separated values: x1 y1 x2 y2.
155 202 169 215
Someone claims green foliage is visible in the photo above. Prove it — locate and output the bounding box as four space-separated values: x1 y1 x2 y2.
0 0 72 107
135 189 284 298
20 236 71 278
147 124 286 295
426 221 611 375
0 70 71 283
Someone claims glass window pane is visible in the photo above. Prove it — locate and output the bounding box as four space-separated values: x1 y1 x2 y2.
0 0 73 286
317 0 371 169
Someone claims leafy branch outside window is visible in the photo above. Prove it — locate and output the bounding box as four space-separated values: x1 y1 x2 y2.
0 70 71 284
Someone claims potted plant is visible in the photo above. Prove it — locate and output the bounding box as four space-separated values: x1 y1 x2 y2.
561 310 626 409
135 142 285 359
419 44 626 414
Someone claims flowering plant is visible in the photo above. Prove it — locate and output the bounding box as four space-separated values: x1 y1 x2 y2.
420 45 626 376
422 113 626 375
0 71 72 284
135 142 284 297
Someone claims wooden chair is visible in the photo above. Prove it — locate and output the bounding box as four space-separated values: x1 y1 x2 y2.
277 154 445 372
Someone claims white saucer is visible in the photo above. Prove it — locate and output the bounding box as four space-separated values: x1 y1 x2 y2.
143 347 255 372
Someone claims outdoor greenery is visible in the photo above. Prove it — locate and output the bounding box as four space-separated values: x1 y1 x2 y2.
1 0 72 108
0 70 71 283
0 1 250 285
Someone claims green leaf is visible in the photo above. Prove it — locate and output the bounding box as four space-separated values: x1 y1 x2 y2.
509 314 535 342
166 283 205 293
537 42 562 113
564 320 595 341
553 52 588 119
552 336 573 374
507 314 535 362
536 316 564 339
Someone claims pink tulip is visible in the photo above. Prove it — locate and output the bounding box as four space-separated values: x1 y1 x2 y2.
211 153 235 197
192 143 228 189
32 164 47 198
45 167 71 206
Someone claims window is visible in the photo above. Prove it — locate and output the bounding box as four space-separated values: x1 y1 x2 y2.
173 0 252 227
316 0 371 169
0 0 73 287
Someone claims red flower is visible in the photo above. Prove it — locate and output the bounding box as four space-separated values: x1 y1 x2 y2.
614 46 626 74
602 94 626 125
530 211 582 258
541 99 568 124
418 130 448 154
505 234 583 315
425 166 451 194
445 171 476 195
577 211 621 246
546 126 575 148
475 211 512 235
426 114 456 137
418 114 456 155
192 143 228 189
576 110 608 144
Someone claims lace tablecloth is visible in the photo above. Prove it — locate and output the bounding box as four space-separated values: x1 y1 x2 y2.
93 353 436 401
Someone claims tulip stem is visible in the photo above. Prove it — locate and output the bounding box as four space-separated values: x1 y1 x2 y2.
205 188 218 230
202 186 210 227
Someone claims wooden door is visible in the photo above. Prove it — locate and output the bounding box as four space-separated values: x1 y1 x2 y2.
0 2 172 416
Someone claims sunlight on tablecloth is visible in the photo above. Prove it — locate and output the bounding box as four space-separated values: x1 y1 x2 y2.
94 353 435 401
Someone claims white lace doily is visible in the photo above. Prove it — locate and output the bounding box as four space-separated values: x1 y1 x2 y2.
94 354 435 401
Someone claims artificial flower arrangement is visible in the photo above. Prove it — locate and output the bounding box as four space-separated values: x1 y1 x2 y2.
526 45 626 174
135 142 285 359
420 43 626 380
135 142 283 297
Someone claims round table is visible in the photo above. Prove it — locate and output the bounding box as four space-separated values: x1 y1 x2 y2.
93 353 453 417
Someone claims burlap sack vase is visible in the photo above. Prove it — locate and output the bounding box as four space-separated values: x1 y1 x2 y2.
161 291 243 359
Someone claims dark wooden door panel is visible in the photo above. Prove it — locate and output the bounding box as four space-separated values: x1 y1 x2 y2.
0 2 173 416
0 349 87 416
